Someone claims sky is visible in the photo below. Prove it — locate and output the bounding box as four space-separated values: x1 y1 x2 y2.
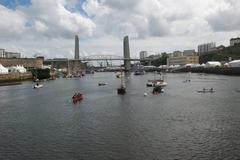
0 0 240 59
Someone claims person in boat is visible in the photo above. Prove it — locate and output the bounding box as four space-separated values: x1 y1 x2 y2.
210 88 213 92
36 83 39 86
203 88 206 91
72 93 76 99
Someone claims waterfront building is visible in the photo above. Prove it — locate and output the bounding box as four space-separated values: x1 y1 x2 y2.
173 51 183 57
4 52 21 58
43 58 85 74
0 49 5 58
183 49 196 56
230 37 240 46
198 42 216 55
167 55 199 66
140 51 148 60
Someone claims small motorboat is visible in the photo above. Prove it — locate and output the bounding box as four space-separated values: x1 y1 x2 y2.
98 82 108 86
197 88 215 93
72 93 83 103
33 83 43 89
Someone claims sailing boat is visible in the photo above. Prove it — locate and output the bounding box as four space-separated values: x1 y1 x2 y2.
117 70 126 94
146 71 167 87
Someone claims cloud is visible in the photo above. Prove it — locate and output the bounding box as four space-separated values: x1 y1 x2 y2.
0 0 240 59
18 0 96 39
206 0 240 32
0 5 26 38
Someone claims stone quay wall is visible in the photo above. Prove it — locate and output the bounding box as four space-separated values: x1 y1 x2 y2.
0 58 43 68
0 72 32 82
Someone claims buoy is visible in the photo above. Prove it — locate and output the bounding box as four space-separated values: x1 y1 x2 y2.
144 93 148 96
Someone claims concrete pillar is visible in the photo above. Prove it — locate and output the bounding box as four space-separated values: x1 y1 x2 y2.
75 35 79 59
123 36 131 71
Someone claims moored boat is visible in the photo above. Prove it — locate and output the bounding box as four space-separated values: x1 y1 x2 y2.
146 79 167 87
98 82 108 86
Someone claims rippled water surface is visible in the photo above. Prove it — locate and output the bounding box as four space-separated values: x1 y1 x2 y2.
0 73 240 160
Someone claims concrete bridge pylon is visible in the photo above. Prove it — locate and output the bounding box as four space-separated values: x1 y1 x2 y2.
123 36 131 71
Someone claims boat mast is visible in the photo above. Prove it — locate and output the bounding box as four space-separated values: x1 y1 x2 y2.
120 69 123 87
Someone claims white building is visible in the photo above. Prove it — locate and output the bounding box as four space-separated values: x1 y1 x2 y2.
229 60 240 67
198 42 216 55
139 51 148 60
230 38 240 46
0 49 5 58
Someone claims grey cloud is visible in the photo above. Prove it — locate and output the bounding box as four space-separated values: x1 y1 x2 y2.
101 0 139 10
148 16 170 37
207 0 240 32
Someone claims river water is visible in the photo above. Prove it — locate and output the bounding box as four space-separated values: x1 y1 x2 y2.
0 72 240 160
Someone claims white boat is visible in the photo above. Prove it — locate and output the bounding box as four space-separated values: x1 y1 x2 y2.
146 79 167 87
33 84 43 89
146 71 167 87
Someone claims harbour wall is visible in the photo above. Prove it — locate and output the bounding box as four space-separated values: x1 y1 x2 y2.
0 72 32 83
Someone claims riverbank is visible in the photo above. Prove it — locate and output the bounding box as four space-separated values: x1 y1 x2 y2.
173 67 240 76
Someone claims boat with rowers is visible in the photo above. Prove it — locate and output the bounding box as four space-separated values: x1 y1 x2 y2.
72 93 83 103
197 88 215 93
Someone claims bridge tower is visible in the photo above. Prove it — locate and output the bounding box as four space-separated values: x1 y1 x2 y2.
123 36 131 71
75 35 79 59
